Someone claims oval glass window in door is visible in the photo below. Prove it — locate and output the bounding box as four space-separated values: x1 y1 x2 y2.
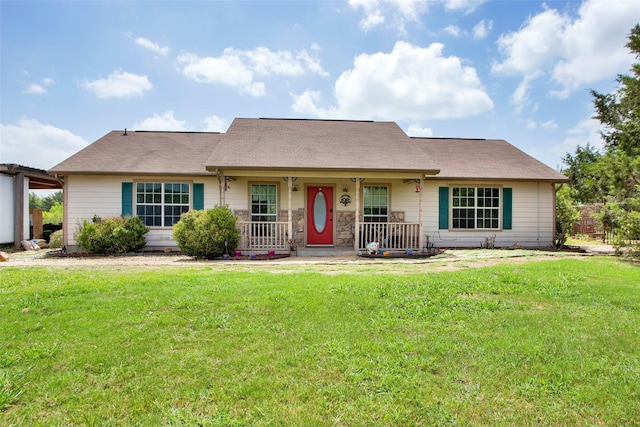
313 191 327 233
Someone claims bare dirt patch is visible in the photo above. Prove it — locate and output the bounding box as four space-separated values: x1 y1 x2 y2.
0 248 596 274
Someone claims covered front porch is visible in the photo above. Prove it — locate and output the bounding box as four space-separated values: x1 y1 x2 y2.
214 171 430 254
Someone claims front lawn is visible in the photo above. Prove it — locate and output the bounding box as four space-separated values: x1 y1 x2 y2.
1 257 638 425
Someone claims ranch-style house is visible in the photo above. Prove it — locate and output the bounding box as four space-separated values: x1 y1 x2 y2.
49 118 568 254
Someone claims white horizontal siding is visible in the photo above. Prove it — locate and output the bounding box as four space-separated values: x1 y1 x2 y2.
65 174 220 249
390 180 422 223
0 174 16 244
64 174 557 251
422 181 556 248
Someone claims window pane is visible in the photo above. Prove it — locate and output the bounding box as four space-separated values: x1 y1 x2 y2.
251 184 277 222
363 185 388 222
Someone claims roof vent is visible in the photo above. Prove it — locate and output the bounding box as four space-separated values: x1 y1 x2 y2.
123 128 128 136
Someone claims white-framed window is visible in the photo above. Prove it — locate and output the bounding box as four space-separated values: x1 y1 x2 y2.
363 185 388 223
251 184 277 222
136 182 190 227
452 186 500 229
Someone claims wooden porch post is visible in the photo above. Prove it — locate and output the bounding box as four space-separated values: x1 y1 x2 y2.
418 177 424 252
354 178 360 251
287 177 293 240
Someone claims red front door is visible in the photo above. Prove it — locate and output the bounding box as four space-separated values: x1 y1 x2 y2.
307 186 334 245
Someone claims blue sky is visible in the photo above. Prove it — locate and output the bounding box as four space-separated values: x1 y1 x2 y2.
1 0 638 173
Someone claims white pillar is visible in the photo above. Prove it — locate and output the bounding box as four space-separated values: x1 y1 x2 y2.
287 177 293 240
418 178 424 252
354 178 361 251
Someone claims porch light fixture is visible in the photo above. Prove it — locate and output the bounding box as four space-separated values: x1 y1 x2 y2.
342 184 349 193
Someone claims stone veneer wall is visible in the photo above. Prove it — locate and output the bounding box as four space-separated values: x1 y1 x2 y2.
390 211 405 223
278 210 305 246
234 210 250 223
336 211 355 247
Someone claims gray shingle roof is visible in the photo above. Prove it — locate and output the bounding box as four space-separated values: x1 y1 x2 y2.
206 118 440 174
49 131 223 175
412 137 568 182
49 119 568 182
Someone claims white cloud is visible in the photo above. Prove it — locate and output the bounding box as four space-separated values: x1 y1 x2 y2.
547 117 605 165
541 119 558 130
177 46 325 97
349 0 484 33
24 77 54 95
293 41 493 121
407 125 434 137
0 118 87 170
25 83 46 94
443 25 462 37
291 90 327 117
472 19 492 40
135 37 169 56
348 0 428 33
202 115 228 132
493 8 567 77
443 0 485 12
177 52 263 96
81 70 152 99
493 0 638 101
134 110 188 131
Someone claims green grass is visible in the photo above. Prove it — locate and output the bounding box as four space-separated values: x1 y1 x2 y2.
1 257 639 426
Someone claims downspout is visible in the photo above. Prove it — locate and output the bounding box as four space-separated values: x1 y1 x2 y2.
287 177 293 242
354 178 361 252
418 177 424 252
537 182 540 249
218 173 225 206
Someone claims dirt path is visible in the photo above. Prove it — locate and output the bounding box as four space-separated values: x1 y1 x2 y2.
0 248 600 274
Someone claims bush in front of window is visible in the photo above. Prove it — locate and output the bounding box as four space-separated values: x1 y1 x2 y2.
172 206 240 259
76 215 150 254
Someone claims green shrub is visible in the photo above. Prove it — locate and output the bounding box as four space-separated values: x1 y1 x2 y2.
173 206 240 259
49 229 63 249
76 216 149 254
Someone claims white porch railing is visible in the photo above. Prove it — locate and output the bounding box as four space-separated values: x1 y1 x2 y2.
237 221 288 250
359 222 422 251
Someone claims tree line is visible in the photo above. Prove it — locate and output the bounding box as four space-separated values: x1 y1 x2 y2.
560 24 640 257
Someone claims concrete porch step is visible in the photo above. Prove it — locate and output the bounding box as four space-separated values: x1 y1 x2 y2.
294 247 355 257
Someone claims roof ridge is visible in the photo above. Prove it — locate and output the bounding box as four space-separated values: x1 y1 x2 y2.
410 136 487 141
132 130 223 134
256 117 376 123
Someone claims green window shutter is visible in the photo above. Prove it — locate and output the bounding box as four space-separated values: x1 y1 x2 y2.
438 187 449 230
122 182 133 217
193 183 204 210
503 188 512 230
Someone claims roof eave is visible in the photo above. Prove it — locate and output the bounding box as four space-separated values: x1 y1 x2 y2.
207 165 440 178
424 176 569 183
